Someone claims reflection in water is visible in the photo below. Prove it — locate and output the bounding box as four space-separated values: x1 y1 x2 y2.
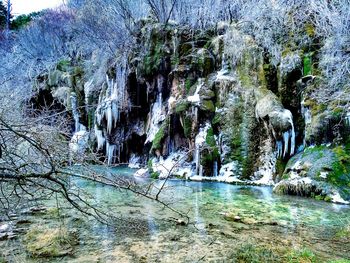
5 166 348 262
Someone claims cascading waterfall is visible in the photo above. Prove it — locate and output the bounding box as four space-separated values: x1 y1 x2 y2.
194 123 210 176
301 99 312 147
93 60 128 165
213 161 218 177
70 93 80 132
187 79 203 105
94 125 105 150
276 110 296 158
282 131 290 158
145 93 164 144
276 141 283 158
106 142 116 166
194 145 200 175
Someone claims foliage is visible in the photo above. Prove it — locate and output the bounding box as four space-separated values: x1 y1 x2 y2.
287 247 316 263
229 244 278 263
11 11 41 30
151 171 160 179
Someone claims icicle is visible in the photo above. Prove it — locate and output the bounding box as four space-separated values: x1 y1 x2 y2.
290 122 296 156
70 93 80 132
187 79 203 105
195 145 200 174
283 130 290 158
106 103 113 134
276 141 283 158
282 109 296 157
194 123 211 175
106 142 116 166
345 110 350 127
157 75 164 93
145 93 165 144
112 102 118 127
213 161 218 177
199 165 203 177
94 125 105 150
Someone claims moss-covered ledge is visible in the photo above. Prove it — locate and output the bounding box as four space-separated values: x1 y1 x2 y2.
274 145 350 204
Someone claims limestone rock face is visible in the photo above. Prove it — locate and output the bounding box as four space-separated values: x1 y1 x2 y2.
29 20 350 204
256 91 293 133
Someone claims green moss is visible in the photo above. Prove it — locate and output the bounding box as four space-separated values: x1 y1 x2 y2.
185 79 192 93
202 127 219 167
206 127 216 147
183 116 192 138
328 146 350 187
237 63 253 87
287 248 316 263
152 126 166 150
212 112 222 125
305 23 315 37
171 56 180 67
57 59 71 72
331 107 344 118
276 159 287 176
151 171 160 179
147 159 153 169
229 244 278 263
302 145 326 158
201 100 215 112
335 224 350 239
175 100 190 114
303 53 313 76
142 42 164 76
151 119 169 151
324 196 332 202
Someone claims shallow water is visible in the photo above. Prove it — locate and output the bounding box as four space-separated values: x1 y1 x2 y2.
1 166 350 262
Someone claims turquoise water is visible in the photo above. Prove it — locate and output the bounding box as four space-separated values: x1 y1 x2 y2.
1 166 350 262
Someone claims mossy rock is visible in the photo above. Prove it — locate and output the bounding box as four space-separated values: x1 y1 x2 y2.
175 100 190 114
190 48 214 76
182 116 192 138
200 100 215 112
47 70 62 87
179 42 193 57
303 53 313 76
276 145 350 202
57 59 71 72
198 86 215 100
151 119 169 151
24 226 78 258
212 112 222 126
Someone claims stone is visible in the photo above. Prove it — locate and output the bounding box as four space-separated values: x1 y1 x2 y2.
134 168 150 178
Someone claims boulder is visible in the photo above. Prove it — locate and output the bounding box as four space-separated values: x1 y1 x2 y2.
274 145 350 204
